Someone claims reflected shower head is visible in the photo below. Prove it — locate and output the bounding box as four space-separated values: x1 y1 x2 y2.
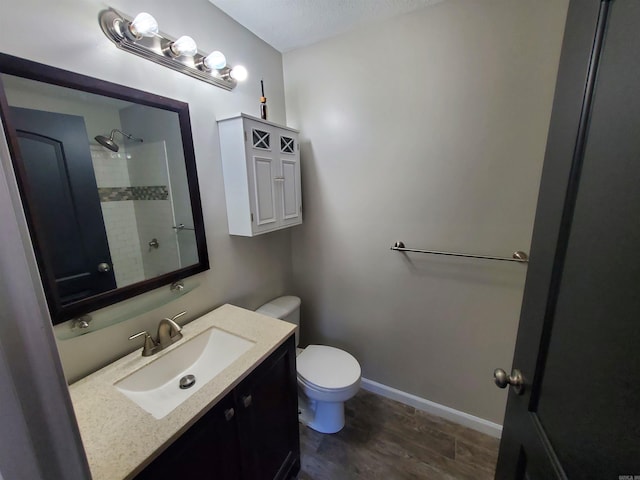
95 133 119 152
95 129 143 153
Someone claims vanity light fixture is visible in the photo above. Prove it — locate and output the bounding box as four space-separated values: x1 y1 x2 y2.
166 35 198 58
229 65 249 82
199 50 227 72
99 8 247 90
127 12 159 39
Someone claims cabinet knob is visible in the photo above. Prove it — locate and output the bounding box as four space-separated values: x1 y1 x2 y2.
224 408 235 421
242 394 252 408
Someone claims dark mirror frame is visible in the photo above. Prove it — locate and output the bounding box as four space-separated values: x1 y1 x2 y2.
0 53 209 324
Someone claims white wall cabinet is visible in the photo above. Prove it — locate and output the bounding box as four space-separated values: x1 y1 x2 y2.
218 114 302 236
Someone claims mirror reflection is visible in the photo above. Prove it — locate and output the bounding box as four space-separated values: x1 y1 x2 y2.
1 71 207 321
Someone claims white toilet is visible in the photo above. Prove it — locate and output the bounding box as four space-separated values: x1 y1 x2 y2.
256 296 361 434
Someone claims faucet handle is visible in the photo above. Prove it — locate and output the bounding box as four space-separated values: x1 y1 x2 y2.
129 331 157 357
168 311 187 324
161 311 186 335
129 331 150 341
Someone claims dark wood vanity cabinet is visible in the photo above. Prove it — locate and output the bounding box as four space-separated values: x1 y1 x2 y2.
135 392 243 479
234 335 300 480
135 335 300 480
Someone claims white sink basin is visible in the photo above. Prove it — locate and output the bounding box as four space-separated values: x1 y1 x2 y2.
115 327 255 419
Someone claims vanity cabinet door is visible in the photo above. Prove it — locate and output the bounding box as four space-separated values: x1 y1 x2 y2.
235 336 300 480
135 393 242 480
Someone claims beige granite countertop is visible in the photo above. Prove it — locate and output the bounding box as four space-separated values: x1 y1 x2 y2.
69 304 296 480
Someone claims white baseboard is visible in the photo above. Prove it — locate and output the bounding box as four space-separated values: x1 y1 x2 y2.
360 378 503 439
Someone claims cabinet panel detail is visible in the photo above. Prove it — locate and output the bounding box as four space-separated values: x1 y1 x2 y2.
252 129 270 150
252 156 277 226
280 135 294 154
281 160 298 220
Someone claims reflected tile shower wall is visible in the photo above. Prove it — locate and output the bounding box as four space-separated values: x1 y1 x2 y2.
119 103 199 270
90 145 145 287
126 141 181 279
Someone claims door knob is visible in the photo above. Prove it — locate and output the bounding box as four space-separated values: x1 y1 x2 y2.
493 368 525 395
97 262 111 272
242 394 252 408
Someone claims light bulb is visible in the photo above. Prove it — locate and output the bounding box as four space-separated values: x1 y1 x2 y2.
170 36 198 57
203 51 227 71
129 12 158 39
230 65 248 82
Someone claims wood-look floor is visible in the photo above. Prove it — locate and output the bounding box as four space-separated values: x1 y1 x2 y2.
297 389 499 480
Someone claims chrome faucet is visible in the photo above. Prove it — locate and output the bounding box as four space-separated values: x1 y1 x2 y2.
129 311 186 356
157 313 185 347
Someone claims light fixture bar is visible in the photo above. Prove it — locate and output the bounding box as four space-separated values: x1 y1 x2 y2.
99 8 240 91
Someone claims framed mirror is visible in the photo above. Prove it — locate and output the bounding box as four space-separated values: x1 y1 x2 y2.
0 53 209 324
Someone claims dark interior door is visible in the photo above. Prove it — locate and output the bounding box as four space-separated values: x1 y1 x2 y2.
495 1 640 478
10 107 116 305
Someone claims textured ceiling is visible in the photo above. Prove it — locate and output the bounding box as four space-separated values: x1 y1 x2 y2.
209 0 444 52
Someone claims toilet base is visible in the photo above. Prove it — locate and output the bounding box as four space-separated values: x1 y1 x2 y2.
298 394 345 434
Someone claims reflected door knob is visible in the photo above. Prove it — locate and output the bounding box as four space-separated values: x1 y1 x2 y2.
493 368 525 395
97 262 111 272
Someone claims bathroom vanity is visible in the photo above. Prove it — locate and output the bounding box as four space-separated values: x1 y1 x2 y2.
69 305 300 480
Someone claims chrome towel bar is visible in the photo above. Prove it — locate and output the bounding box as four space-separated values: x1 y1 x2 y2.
172 223 195 231
390 241 529 263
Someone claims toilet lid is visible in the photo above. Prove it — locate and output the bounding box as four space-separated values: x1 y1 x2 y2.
297 345 361 390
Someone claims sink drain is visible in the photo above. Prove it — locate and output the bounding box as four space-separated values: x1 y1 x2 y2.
179 374 196 389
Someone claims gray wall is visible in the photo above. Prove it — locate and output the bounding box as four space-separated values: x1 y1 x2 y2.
283 0 568 423
0 0 293 383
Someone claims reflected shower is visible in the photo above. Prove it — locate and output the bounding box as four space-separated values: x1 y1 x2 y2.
95 129 143 152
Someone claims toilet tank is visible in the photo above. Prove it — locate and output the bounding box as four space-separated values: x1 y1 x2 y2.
256 296 301 346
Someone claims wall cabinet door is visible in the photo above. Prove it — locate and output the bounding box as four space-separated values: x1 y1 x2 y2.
219 114 302 237
278 134 302 228
246 118 279 235
250 153 278 234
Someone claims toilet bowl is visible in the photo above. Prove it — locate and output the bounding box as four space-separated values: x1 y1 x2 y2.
256 296 361 434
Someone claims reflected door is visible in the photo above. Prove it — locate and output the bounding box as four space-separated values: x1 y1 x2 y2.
496 1 640 478
10 107 116 304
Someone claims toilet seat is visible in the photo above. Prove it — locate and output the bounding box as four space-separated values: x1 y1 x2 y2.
297 374 359 394
296 345 361 390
